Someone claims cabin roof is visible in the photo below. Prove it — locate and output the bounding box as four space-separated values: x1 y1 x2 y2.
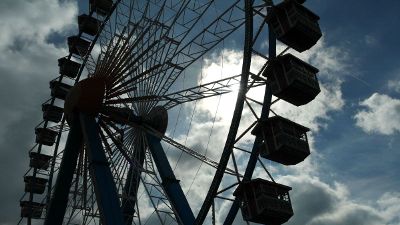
270 0 320 21
279 53 319 73
252 116 310 135
233 178 292 196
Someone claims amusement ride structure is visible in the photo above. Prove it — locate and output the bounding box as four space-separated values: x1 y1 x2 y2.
19 0 322 224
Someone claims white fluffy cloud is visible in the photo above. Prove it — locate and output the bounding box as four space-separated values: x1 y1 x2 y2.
354 93 400 135
388 79 400 93
165 36 353 224
271 37 347 133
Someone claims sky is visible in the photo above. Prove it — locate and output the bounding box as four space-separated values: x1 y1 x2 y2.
0 0 400 225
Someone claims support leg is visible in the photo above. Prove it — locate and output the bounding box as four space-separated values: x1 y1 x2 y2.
44 114 83 225
121 146 145 225
146 134 195 225
80 113 124 225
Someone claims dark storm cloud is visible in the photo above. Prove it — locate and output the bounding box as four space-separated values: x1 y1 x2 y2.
0 0 76 224
283 175 386 225
0 107 40 222
227 174 391 225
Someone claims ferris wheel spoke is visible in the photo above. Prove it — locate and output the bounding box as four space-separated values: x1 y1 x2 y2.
155 0 245 97
102 119 180 223
98 127 131 191
104 0 245 104
107 63 163 97
140 0 216 96
97 25 152 82
105 74 243 107
98 120 152 176
100 116 125 139
97 26 130 76
100 1 180 84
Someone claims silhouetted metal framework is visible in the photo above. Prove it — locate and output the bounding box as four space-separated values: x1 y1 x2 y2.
19 0 322 224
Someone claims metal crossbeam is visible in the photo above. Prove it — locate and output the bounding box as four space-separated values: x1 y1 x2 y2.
105 74 242 107
143 125 240 176
101 1 245 107
156 0 245 97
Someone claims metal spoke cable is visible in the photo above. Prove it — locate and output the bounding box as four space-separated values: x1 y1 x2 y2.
171 51 207 171
186 40 225 197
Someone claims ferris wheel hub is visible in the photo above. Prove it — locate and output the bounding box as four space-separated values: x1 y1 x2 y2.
144 106 168 135
64 76 107 122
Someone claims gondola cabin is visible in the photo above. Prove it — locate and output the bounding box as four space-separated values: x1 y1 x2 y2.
252 116 310 165
29 152 52 170
78 14 101 36
263 54 320 106
20 201 45 219
24 176 48 194
67 36 91 56
90 0 113 16
35 128 58 146
42 104 63 123
50 80 72 100
58 57 81 79
234 179 293 225
266 0 321 52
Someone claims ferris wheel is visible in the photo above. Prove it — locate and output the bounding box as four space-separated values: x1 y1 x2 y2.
18 0 322 224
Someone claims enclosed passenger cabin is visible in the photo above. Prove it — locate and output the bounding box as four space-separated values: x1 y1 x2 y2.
35 128 58 146
58 57 81 79
78 14 101 36
29 152 52 170
263 53 320 106
50 80 72 100
24 176 48 194
252 116 310 165
42 104 63 123
90 0 113 16
67 36 91 56
234 179 293 225
20 201 45 219
266 0 321 52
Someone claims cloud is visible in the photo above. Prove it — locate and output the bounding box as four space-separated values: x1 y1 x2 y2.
377 192 400 225
388 79 400 93
354 93 400 135
226 174 400 225
162 35 353 224
189 37 348 148
276 174 399 225
364 34 378 47
271 37 347 133
0 0 77 224
0 0 76 49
